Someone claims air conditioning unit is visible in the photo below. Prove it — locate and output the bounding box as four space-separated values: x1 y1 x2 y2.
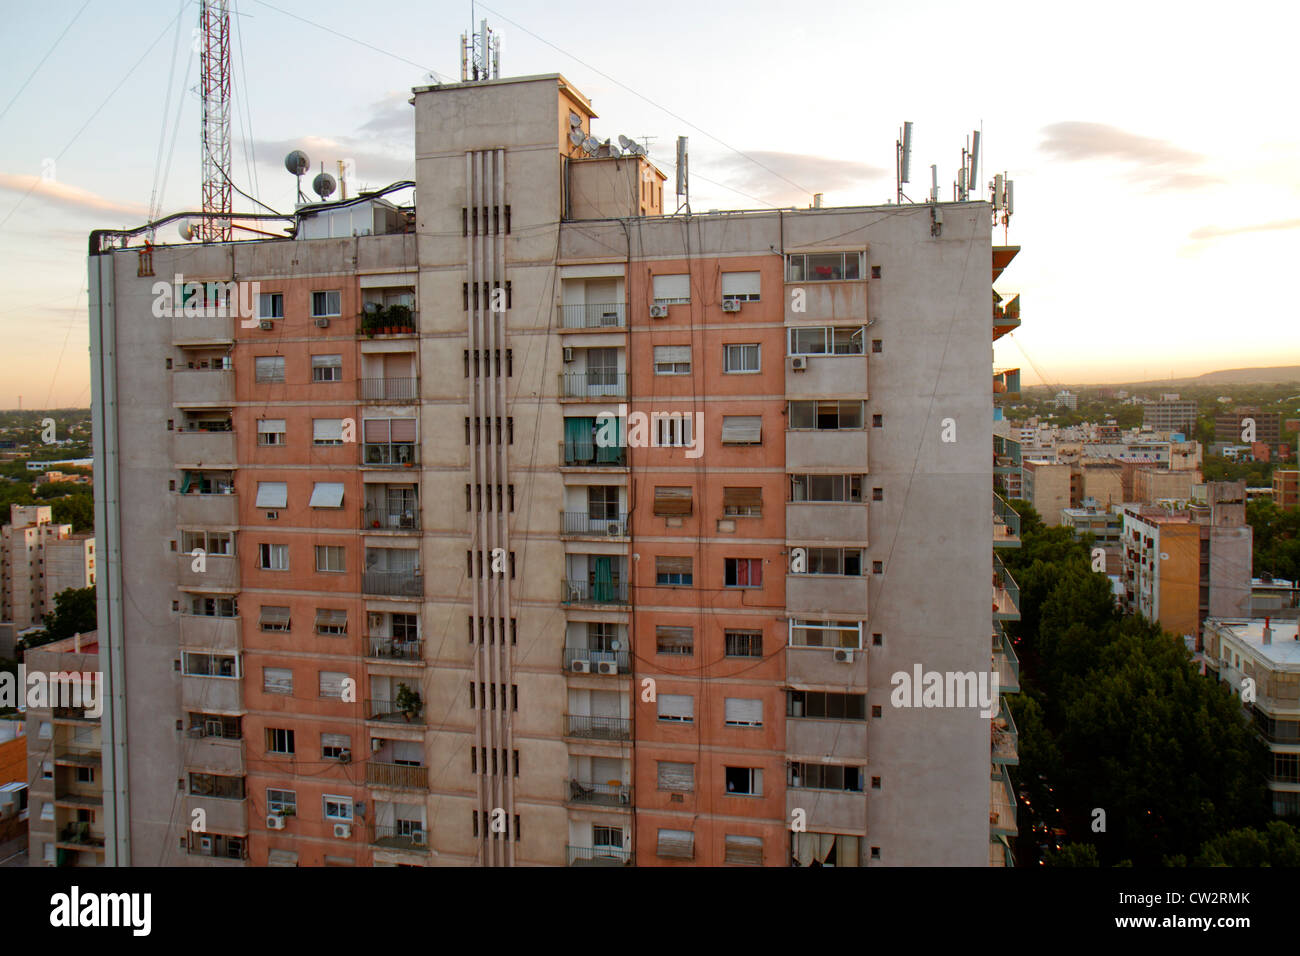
411 830 427 847
607 522 622 536
596 660 619 675
266 814 285 830
721 298 742 313
371 738 384 752
333 823 352 839
563 347 575 363
570 659 591 673
832 648 854 663
369 612 385 630
258 320 273 331
186 726 205 739
649 304 669 319
599 311 619 326
790 356 808 371
315 317 330 328
338 749 352 764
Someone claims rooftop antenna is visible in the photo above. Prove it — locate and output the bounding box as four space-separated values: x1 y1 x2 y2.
285 150 310 203
198 0 232 242
461 15 500 81
675 135 690 214
896 121 913 204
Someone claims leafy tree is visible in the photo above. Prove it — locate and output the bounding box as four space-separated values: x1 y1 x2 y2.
28 586 97 648
1194 821 1300 867
1248 498 1300 581
1044 843 1100 867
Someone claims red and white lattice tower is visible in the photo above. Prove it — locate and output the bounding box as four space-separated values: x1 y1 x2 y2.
198 0 232 242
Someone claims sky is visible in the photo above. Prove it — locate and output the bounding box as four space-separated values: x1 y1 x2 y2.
1 0 1298 409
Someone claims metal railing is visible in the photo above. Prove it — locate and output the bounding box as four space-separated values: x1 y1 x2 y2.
360 378 418 402
561 577 629 605
564 714 631 740
993 554 1020 620
363 569 423 597
559 302 626 329
366 636 424 661
371 825 429 851
993 493 1021 544
560 371 627 398
563 647 631 674
561 511 628 536
363 505 420 531
993 623 1020 692
365 761 429 790
561 440 627 467
991 700 1019 765
362 442 419 466
567 844 633 866
567 778 633 807
365 698 425 724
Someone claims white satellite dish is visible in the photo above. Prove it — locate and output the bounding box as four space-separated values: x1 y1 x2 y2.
618 134 634 150
582 135 599 155
608 145 622 158
568 128 585 147
569 111 582 128
178 219 194 241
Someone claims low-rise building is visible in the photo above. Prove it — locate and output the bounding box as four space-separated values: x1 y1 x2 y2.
1274 470 1299 509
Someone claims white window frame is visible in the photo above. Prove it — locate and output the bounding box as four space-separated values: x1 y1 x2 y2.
259 543 289 571
311 354 343 382
788 619 864 649
722 344 760 373
258 292 284 319
653 345 691 375
267 788 297 815
315 544 346 573
323 794 353 821
787 326 866 356
311 290 341 317
785 251 864 282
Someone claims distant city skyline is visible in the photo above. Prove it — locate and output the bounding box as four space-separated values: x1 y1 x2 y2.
2 0 1299 407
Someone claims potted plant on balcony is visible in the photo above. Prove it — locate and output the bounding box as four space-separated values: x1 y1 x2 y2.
395 682 423 722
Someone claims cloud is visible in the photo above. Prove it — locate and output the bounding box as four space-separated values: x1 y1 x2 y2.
251 134 413 190
1188 218 1300 240
357 91 414 142
702 150 886 206
1038 122 1223 191
0 173 147 218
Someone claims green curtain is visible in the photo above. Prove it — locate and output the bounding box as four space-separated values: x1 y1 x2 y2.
180 471 193 494
565 417 592 464
596 416 623 463
592 556 613 603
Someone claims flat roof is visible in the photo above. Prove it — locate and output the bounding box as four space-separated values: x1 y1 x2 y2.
1211 619 1300 667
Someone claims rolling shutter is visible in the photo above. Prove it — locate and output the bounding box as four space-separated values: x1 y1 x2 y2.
255 482 287 508
314 419 344 442
721 416 762 445
721 271 761 297
652 274 690 301
656 761 694 792
653 486 693 516
723 487 762 511
657 694 694 721
724 697 763 726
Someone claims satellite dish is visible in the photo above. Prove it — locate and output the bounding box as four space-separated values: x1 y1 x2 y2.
582 135 599 155
177 219 194 241
568 128 585 147
618 134 634 150
569 111 582 128
284 150 310 175
312 171 336 200
608 145 622 158
629 142 647 157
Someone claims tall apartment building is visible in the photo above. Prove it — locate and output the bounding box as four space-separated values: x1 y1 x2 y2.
2 505 94 628
1274 470 1299 509
1216 407 1281 449
90 71 1009 866
1142 398 1197 435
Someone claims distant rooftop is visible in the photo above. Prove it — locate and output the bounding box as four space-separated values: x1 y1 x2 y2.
1211 618 1300 667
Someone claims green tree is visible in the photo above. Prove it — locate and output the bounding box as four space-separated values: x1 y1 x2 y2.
1194 821 1300 867
29 585 97 648
1044 843 1100 867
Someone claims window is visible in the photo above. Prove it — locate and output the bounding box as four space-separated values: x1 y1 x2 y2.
263 667 293 695
657 694 694 722
724 698 763 727
313 419 344 446
266 789 296 815
785 251 863 282
265 728 295 755
789 619 863 649
652 274 690 305
182 652 239 677
657 828 695 859
255 482 288 509
259 605 290 632
653 486 693 517
189 713 242 739
315 545 346 572
315 608 347 636
259 543 289 571
723 344 760 373
188 595 238 618
593 825 624 849
724 834 764 865
189 773 245 800
257 419 286 446
308 482 345 509
655 414 693 447
319 671 348 699
254 356 286 384
259 292 284 318
788 762 864 791
721 416 762 445
655 625 694 656
323 795 353 821
656 555 692 586
724 557 763 587
721 271 761 302
322 733 350 760
181 530 233 555
788 400 865 430
364 418 418 464
788 326 866 355
725 767 763 795
653 345 691 375
790 474 863 503
787 690 867 720
725 629 763 658
311 354 343 382
802 547 865 575
311 291 341 317
722 486 762 517
75 766 95 783
657 761 695 792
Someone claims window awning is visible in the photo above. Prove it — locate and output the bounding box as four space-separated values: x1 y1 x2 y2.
259 606 290 626
309 482 345 508
255 482 287 508
722 416 762 445
257 419 285 434
723 487 762 509
315 608 348 629
653 486 693 516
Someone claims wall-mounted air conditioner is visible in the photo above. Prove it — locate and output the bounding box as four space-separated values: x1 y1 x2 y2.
596 661 618 675
832 648 854 663
259 320 273 331
790 356 808 371
570 659 591 673
266 814 285 830
315 317 330 328
333 823 352 839
721 299 742 313
649 304 669 319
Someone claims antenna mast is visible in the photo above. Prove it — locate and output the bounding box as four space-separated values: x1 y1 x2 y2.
895 121 913 203
198 0 232 242
461 18 501 81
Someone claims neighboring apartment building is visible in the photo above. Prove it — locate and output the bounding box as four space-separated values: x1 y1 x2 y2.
1274 470 1299 509
1203 617 1300 818
1 505 94 628
1142 398 1197 436
1119 481 1253 644
1216 407 1282 452
1021 460 1075 525
1053 390 1077 411
90 71 1006 866
24 632 104 867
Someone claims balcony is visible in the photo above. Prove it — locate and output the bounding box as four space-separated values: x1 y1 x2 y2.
363 569 423 598
785 574 869 618
53 786 103 810
365 761 429 791
563 647 631 675
561 512 628 537
360 378 418 403
560 439 626 468
993 367 1021 400
51 706 96 724
993 624 1020 694
177 552 239 589
786 503 868 543
363 443 419 468
784 788 867 833
175 490 238 525
56 822 106 850
564 714 631 741
371 825 429 852
53 745 101 767
363 505 420 531
178 613 240 650
786 717 869 759
559 371 627 400
561 578 628 606
172 368 234 405
993 554 1020 621
358 308 418 337
173 429 236 466
366 636 424 662
172 313 234 345
366 699 425 725
567 844 632 866
785 353 868 399
993 293 1020 339
990 765 1018 836
991 700 1019 766
993 493 1021 548
558 302 626 330
785 429 869 471
566 778 633 807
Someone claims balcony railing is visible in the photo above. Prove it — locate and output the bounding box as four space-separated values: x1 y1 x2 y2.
993 623 1020 694
991 699 1019 766
993 554 1020 621
363 504 420 531
366 636 423 661
371 825 429 852
561 577 629 606
363 569 423 597
560 371 627 399
58 823 106 848
563 647 631 674
567 778 632 807
561 439 627 468
993 493 1021 546
990 765 1018 836
366 761 430 790
567 844 633 866
561 511 628 536
559 302 626 329
564 714 631 740
365 699 425 725
360 378 418 402
358 309 419 336
363 442 418 467
53 745 101 767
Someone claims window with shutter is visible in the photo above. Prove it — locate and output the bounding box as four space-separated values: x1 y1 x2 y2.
653 345 691 374
655 555 693 586
653 486 693 516
259 605 290 632
656 761 695 792
724 697 763 726
255 482 288 508
308 482 345 508
721 416 762 445
652 274 690 304
721 271 761 301
318 671 348 698
724 834 764 865
655 625 694 656
656 828 695 859
313 418 344 445
657 694 694 722
315 608 347 635
722 486 762 516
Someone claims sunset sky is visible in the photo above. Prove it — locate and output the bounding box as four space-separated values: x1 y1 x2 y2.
2 0 1298 408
